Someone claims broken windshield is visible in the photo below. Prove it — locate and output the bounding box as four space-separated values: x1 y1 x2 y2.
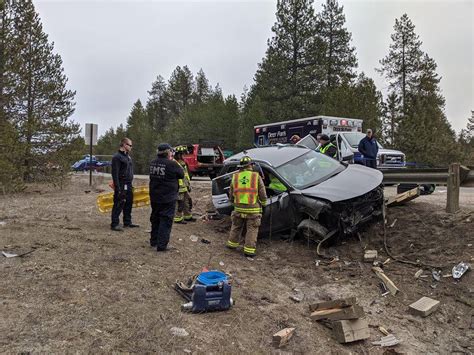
275 150 344 189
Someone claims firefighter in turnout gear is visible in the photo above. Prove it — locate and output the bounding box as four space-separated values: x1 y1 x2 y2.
319 134 337 159
173 146 196 224
226 156 267 258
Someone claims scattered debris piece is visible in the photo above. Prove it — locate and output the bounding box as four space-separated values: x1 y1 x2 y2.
332 319 369 343
64 226 81 230
372 267 399 295
272 327 295 348
201 238 211 244
432 270 441 282
378 326 390 336
364 250 377 262
315 260 320 266
219 261 225 266
311 305 364 321
389 219 397 228
189 235 199 242
409 296 440 317
383 258 391 265
452 262 471 279
442 274 451 278
2 251 18 258
372 334 401 347
170 327 189 337
414 269 423 279
379 282 390 296
0 221 6 226
386 187 420 207
290 294 303 303
309 297 356 312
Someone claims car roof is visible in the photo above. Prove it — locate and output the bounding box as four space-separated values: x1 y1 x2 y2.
225 145 310 168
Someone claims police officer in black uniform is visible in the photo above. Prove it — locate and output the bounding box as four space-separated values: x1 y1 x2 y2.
111 137 139 231
149 143 184 251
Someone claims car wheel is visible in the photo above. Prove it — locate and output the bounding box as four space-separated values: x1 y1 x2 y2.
420 184 436 195
297 219 328 243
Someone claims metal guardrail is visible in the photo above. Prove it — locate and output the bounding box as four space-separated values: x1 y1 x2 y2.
381 167 474 187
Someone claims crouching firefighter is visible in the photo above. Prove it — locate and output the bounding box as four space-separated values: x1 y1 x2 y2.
173 146 196 224
226 156 267 258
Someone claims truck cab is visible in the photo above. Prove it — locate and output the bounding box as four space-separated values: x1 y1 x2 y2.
330 132 405 169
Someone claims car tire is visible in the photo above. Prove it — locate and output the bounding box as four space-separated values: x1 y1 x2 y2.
297 219 328 243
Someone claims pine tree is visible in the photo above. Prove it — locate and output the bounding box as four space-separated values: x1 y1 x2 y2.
383 92 402 146
251 0 320 121
4 0 79 182
146 75 169 133
167 65 194 118
193 68 210 104
379 14 423 111
316 0 357 89
126 100 155 174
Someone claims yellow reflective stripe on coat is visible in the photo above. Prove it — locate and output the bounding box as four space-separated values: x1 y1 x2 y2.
320 142 337 158
227 240 239 248
234 206 262 214
243 246 256 255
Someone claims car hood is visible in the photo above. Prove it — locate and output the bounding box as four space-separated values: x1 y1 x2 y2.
379 148 404 155
299 164 383 202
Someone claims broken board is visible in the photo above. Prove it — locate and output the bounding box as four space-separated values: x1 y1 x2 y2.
310 305 364 321
332 319 369 343
386 187 420 207
372 267 400 295
309 297 356 313
272 327 295 348
409 296 440 317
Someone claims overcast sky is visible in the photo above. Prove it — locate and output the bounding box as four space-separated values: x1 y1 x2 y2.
34 0 473 137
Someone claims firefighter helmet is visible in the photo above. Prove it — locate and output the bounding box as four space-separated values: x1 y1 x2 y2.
239 156 253 167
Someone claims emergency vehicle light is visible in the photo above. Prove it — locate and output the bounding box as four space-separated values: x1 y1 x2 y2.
255 128 260 133
341 119 347 126
330 119 338 126
348 120 354 127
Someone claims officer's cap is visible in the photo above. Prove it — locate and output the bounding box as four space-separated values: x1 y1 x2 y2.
157 143 172 152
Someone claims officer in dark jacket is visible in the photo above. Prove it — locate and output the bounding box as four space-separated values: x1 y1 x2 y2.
358 129 379 169
111 137 138 231
149 143 184 251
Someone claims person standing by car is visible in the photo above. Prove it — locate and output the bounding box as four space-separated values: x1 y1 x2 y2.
149 143 184 252
110 138 138 231
226 156 267 258
173 146 196 224
319 134 337 158
358 129 379 169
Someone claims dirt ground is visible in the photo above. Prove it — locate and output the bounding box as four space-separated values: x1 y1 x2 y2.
1 174 473 354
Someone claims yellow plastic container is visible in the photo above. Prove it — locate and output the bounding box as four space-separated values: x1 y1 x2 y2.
97 186 150 213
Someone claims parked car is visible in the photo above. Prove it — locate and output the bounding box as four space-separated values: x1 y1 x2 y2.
212 145 384 241
71 155 111 172
180 142 225 179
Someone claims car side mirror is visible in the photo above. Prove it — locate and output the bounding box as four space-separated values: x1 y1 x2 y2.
342 153 354 162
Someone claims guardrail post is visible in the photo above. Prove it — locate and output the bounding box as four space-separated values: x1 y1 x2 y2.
446 163 460 213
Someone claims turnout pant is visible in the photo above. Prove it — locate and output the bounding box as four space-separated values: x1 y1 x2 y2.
227 212 261 256
111 182 133 227
150 201 176 250
174 192 193 222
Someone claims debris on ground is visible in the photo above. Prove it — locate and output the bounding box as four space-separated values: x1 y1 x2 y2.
2 251 18 258
414 269 423 279
200 238 211 244
364 250 378 262
170 327 189 337
272 327 295 348
432 270 441 281
289 288 304 303
372 266 400 295
333 319 370 343
389 219 398 228
0 221 6 226
189 235 199 242
372 334 401 347
452 262 471 279
409 296 440 317
386 187 420 207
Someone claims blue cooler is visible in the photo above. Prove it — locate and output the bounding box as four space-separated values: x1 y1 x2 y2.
188 271 232 313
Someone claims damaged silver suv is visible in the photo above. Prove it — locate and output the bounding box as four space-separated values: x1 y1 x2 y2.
212 145 384 241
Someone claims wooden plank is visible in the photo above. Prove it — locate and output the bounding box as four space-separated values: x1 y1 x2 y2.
372 267 399 295
309 297 356 312
272 327 295 348
409 296 440 317
332 319 369 343
311 305 364 321
446 163 460 213
386 187 420 207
